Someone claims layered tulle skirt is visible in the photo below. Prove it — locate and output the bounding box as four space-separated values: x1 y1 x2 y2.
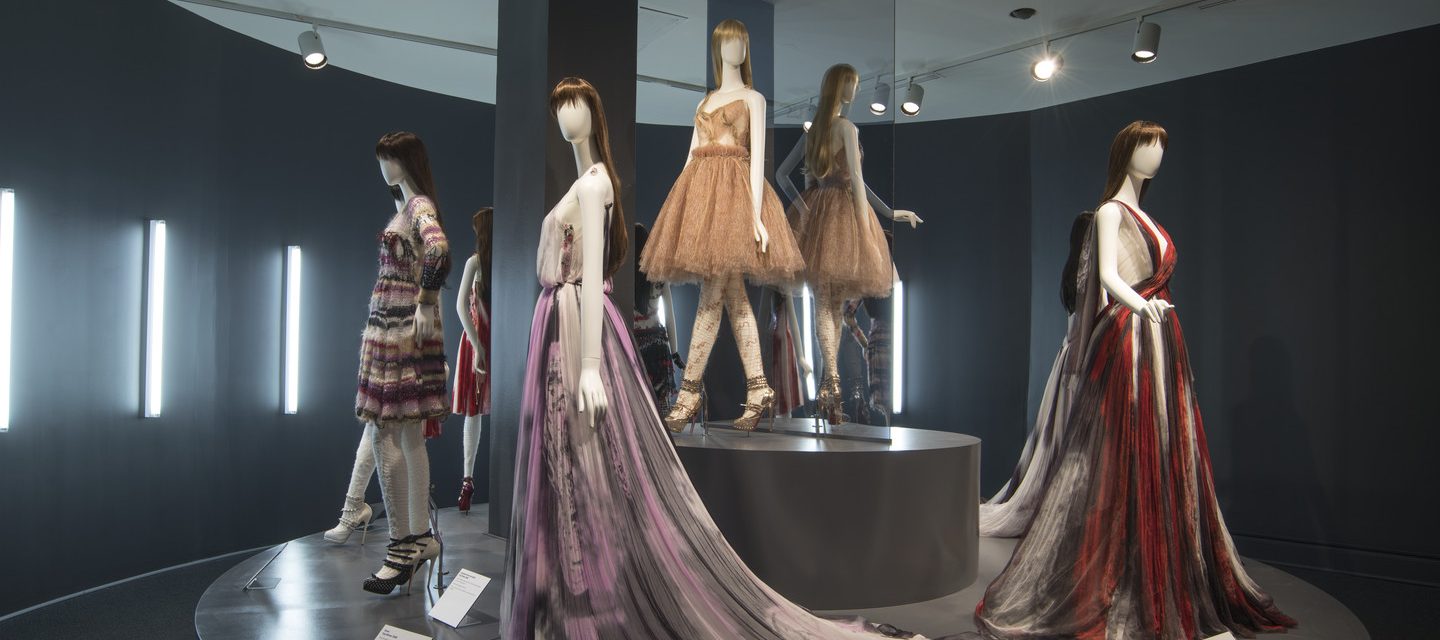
791 181 893 299
640 145 803 287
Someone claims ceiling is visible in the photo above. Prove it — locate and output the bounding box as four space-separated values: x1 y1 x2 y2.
172 0 1440 126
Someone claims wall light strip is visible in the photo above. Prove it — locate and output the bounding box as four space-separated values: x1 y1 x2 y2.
892 277 905 415
145 220 166 418
284 246 302 414
0 190 14 432
802 286 816 400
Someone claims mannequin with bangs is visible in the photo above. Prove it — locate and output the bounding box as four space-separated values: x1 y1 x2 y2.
639 18 805 433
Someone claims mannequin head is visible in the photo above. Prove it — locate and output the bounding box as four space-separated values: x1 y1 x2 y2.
805 63 860 179
473 207 493 301
710 19 753 88
376 131 441 220
549 77 628 279
555 100 593 142
1099 120 1168 205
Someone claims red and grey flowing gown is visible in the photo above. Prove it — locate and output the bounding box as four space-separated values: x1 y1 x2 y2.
501 183 920 639
975 201 1296 639
452 285 491 417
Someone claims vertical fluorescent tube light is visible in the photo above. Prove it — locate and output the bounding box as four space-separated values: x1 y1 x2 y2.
145 220 167 418
801 286 816 400
0 190 14 432
284 246 302 414
892 277 905 414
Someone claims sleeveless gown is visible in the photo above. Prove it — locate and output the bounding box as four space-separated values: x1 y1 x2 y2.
975 201 1296 639
501 175 921 639
791 144 893 300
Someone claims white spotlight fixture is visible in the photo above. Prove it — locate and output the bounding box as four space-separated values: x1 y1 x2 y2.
145 220 167 418
801 285 816 400
869 80 891 116
0 189 14 432
1031 41 1063 82
1132 20 1161 63
891 276 905 415
900 81 925 117
284 246 302 415
298 28 327 69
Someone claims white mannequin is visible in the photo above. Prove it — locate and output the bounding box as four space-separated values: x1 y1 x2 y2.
364 156 440 589
455 252 485 504
687 37 771 248
555 100 614 428
1094 139 1173 324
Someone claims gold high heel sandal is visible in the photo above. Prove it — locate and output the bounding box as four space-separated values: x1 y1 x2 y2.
816 374 844 425
734 376 776 431
665 378 703 433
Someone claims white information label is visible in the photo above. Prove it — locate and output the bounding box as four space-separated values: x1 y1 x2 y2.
428 569 492 628
375 624 430 640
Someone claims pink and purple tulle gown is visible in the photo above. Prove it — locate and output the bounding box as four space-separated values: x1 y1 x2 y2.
501 190 920 639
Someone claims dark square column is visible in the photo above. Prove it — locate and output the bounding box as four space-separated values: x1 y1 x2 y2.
488 0 638 534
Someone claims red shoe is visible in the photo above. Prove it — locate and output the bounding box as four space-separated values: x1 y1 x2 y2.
458 477 475 513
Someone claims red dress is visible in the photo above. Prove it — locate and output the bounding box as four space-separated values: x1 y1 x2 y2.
452 287 491 417
975 201 1295 639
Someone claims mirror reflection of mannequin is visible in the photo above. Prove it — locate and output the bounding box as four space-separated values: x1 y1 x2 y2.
639 19 805 432
355 132 451 595
633 223 681 412
452 208 493 514
776 63 921 424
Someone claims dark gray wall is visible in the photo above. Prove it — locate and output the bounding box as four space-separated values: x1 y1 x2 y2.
892 114 1033 493
1020 24 1440 585
0 1 494 615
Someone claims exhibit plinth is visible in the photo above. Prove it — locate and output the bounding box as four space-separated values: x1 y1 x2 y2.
671 420 982 610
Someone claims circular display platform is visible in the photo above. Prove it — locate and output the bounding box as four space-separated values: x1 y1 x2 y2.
671 419 982 610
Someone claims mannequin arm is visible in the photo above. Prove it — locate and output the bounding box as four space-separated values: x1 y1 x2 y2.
412 198 450 345
661 283 679 356
412 198 451 305
1095 202 1171 324
747 91 771 253
456 255 485 372
776 133 810 217
682 97 704 170
575 171 612 427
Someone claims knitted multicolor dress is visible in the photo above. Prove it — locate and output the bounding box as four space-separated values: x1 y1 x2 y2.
355 195 451 429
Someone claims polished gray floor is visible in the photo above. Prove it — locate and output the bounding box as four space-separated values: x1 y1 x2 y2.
196 505 1367 639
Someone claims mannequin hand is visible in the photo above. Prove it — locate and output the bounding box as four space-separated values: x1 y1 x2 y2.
576 365 607 429
799 355 814 379
894 209 923 228
753 218 770 253
414 303 439 347
1139 299 1174 324
473 347 487 375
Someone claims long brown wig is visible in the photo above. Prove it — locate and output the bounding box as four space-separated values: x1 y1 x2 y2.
375 131 442 223
710 19 753 88
472 207 493 304
1063 120 1170 312
805 63 859 180
1098 120 1168 206
548 77 628 279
